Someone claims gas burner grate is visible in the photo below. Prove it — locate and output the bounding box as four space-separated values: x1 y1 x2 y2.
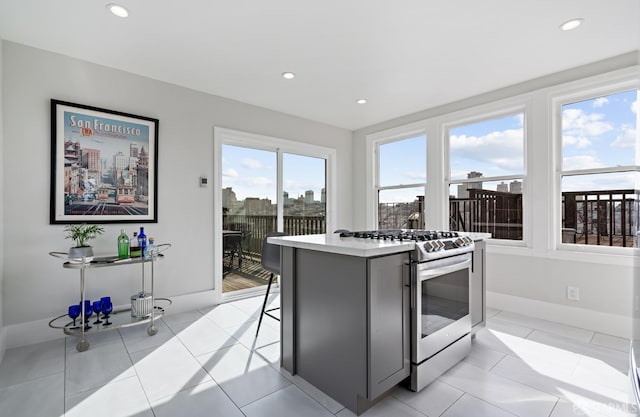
340 229 459 241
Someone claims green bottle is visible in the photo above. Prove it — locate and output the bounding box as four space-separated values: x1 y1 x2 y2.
117 229 130 259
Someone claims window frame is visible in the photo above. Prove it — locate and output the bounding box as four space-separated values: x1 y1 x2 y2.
366 122 429 229
552 78 640 254
376 135 428 230
442 103 529 246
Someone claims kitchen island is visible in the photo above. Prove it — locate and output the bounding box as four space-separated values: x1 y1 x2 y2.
268 232 488 415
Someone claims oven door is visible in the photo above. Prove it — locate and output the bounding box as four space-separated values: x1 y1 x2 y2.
412 253 472 363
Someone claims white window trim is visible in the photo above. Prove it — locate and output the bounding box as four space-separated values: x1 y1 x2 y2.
441 101 530 247
550 74 640 255
213 127 337 301
365 121 429 229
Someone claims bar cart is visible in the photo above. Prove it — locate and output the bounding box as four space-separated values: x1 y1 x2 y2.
48 244 171 352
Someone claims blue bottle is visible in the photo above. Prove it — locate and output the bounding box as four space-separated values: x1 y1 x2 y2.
138 227 147 254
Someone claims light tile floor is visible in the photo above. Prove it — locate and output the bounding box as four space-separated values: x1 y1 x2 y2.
0 295 635 417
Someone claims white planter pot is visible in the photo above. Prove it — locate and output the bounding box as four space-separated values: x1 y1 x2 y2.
68 246 94 263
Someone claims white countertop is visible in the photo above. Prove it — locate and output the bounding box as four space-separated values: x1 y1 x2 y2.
268 232 490 257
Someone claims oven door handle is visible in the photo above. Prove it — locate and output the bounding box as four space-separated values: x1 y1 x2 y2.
417 258 471 281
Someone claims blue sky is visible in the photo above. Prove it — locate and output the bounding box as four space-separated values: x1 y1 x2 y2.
222 145 325 201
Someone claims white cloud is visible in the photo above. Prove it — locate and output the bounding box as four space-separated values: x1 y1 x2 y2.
450 128 523 173
514 114 524 127
562 135 592 149
632 98 639 114
611 124 637 149
242 158 264 169
592 97 609 108
223 168 238 177
562 155 605 171
562 108 613 138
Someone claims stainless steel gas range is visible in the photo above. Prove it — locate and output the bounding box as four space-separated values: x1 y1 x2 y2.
341 229 475 392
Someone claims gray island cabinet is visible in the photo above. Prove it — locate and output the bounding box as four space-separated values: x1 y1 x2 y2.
270 233 489 415
272 234 413 415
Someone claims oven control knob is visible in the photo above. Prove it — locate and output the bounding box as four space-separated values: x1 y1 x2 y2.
423 241 434 252
434 240 444 250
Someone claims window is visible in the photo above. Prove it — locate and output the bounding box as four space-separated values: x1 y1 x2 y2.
376 135 427 229
447 112 525 241
559 89 639 248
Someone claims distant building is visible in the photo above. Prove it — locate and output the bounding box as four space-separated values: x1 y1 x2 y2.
457 171 483 199
223 187 237 213
509 180 522 194
245 197 273 214
321 188 326 204
305 190 314 204
497 182 508 192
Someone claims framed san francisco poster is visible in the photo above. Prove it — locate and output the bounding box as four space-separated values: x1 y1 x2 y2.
50 99 159 224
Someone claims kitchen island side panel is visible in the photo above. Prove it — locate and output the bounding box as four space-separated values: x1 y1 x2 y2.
294 248 368 410
281 246 296 372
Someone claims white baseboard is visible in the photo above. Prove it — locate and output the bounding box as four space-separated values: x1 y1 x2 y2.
5 290 219 349
487 291 632 339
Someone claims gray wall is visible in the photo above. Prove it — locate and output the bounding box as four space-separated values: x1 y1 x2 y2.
0 39 5 358
1 41 353 330
352 52 640 337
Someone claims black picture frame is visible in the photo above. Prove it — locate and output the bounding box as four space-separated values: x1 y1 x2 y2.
50 99 159 224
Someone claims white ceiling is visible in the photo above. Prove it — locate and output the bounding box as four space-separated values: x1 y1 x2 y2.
1 0 639 130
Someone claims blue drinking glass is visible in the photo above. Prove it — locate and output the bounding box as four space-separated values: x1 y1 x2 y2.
83 300 93 330
68 304 80 328
93 300 103 325
101 300 113 326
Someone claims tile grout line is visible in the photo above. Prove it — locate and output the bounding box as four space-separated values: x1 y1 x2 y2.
118 327 158 417
547 397 561 417
165 316 253 415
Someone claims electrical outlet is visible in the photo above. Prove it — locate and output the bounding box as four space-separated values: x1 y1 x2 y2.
567 286 579 301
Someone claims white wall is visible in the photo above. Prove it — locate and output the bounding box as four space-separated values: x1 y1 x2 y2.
1 41 353 346
0 39 6 360
353 52 640 338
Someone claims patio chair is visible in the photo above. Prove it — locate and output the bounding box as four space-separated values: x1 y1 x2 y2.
256 231 287 336
223 233 243 270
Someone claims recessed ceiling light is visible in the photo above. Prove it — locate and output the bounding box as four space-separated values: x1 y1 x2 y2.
559 18 584 31
356 99 367 104
107 3 129 18
282 72 295 80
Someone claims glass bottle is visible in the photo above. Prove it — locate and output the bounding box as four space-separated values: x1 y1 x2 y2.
117 229 130 259
144 237 157 259
130 231 141 257
138 227 147 254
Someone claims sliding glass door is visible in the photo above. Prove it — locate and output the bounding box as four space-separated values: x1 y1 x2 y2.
215 128 333 299
283 153 326 235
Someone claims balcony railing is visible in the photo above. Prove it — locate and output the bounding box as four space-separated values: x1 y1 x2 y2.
378 189 637 247
450 189 523 240
561 189 637 247
223 214 326 257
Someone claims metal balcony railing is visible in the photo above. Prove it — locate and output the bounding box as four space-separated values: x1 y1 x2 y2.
223 214 326 258
379 189 637 247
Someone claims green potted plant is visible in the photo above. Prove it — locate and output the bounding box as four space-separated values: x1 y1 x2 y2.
64 223 105 261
